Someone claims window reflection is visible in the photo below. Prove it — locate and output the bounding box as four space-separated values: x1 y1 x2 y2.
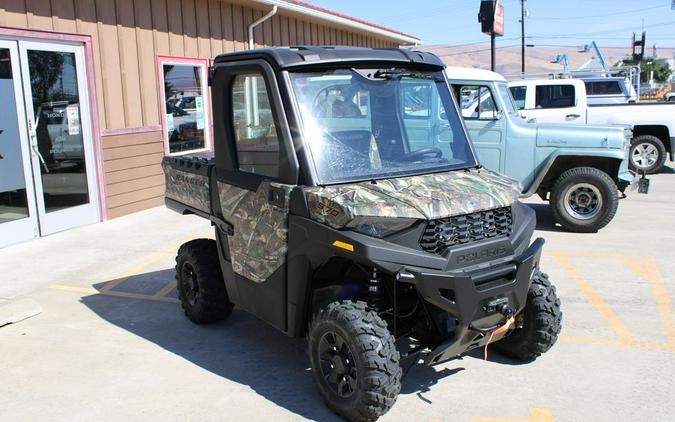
163 64 206 153
28 50 89 212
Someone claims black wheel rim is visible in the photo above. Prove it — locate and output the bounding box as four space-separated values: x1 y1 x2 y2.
180 262 199 306
318 330 357 398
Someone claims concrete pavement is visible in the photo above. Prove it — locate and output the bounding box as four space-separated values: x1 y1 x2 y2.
0 169 673 422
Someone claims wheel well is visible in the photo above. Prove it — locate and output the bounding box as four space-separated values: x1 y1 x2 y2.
633 125 671 153
538 156 622 195
306 258 370 324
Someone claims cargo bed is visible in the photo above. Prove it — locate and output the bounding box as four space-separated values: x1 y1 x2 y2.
162 152 215 218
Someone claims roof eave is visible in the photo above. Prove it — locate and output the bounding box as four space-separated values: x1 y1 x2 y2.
251 0 421 45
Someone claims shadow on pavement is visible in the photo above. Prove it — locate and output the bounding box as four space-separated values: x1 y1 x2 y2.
526 203 565 233
81 274 466 419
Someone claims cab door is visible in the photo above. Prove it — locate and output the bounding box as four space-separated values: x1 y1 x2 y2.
521 83 584 124
210 60 298 332
454 84 505 173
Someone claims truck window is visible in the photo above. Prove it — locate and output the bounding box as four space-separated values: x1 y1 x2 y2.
456 85 497 119
403 83 431 118
535 84 575 108
231 73 280 178
509 86 527 110
584 81 623 95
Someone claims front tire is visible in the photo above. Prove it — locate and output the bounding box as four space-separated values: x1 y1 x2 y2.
550 166 619 232
308 301 401 422
629 134 666 174
494 271 562 361
175 239 233 324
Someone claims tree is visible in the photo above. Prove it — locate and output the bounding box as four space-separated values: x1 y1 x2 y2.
639 59 673 83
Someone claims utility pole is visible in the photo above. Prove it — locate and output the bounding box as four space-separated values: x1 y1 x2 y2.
520 0 526 75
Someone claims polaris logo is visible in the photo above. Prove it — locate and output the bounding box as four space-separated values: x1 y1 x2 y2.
456 246 507 264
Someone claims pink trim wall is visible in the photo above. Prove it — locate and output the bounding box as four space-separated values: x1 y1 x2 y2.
0 26 108 221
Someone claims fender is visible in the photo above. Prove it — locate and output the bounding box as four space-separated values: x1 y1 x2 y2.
522 149 626 197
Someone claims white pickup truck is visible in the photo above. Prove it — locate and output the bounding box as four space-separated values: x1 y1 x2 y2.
508 78 675 174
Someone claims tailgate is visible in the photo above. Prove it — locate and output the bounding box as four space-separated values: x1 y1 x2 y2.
162 153 214 215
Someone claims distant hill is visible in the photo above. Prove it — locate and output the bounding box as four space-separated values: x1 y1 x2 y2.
419 44 675 78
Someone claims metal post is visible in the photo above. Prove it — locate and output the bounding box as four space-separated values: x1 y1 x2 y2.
521 0 525 75
491 32 496 71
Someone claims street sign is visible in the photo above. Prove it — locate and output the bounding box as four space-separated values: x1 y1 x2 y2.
478 0 504 37
494 2 505 36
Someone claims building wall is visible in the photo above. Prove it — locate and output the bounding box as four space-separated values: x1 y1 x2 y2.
0 0 401 219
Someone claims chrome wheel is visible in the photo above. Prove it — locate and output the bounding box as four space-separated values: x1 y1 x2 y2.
631 142 659 169
563 183 603 220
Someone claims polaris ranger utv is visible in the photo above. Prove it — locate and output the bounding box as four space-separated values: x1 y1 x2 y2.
163 47 562 421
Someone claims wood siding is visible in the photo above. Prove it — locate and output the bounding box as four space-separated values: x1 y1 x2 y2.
0 0 404 218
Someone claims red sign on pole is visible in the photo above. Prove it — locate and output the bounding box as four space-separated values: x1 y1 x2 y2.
493 2 504 36
479 0 505 37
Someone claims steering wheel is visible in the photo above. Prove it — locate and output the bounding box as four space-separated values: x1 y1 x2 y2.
400 147 442 162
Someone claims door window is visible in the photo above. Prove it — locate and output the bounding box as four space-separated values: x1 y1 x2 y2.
27 50 90 213
535 84 575 108
509 86 527 109
161 61 209 154
0 48 30 224
458 85 498 119
231 73 280 178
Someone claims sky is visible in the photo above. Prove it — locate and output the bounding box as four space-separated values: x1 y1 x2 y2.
307 0 675 48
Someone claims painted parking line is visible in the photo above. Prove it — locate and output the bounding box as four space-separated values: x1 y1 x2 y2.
553 253 638 343
468 407 554 422
47 231 210 304
549 251 675 351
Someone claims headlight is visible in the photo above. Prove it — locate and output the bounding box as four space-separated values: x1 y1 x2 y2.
347 216 418 238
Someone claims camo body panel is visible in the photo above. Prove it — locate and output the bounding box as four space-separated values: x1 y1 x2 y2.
305 168 521 229
162 162 210 213
217 181 293 283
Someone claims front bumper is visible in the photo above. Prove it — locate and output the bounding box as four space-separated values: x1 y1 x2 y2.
399 237 544 365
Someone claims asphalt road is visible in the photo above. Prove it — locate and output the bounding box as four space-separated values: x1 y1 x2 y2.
1 167 673 422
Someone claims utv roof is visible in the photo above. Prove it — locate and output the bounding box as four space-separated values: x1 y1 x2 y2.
213 46 445 70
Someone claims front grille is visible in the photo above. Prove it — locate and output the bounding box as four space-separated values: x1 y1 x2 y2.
419 207 512 255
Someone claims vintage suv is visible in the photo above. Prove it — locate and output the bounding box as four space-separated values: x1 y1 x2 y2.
446 67 642 233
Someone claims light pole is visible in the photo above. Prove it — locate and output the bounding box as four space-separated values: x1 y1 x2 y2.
520 0 526 75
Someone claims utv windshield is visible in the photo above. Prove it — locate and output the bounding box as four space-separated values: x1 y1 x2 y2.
289 68 477 184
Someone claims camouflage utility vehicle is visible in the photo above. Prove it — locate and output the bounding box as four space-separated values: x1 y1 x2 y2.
163 47 562 421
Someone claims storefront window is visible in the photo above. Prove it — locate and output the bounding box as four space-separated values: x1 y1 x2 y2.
161 60 209 154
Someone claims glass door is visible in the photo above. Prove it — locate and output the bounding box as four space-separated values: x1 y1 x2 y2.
0 40 39 247
18 40 99 236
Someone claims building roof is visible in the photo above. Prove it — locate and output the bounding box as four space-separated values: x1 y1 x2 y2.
252 0 421 45
444 66 507 82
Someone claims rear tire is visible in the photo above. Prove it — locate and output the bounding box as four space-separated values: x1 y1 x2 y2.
629 134 666 174
494 271 562 361
550 166 619 233
308 301 401 422
176 239 233 324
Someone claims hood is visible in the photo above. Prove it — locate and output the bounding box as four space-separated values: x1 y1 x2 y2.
304 168 521 230
535 122 626 149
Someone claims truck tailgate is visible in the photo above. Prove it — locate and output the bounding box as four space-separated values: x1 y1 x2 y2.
162 153 214 216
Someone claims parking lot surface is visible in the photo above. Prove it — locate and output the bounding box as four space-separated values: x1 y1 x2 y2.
1 169 674 422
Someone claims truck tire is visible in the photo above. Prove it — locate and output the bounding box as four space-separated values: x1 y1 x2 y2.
550 166 619 233
308 301 401 422
175 239 233 324
494 271 562 361
629 134 667 174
